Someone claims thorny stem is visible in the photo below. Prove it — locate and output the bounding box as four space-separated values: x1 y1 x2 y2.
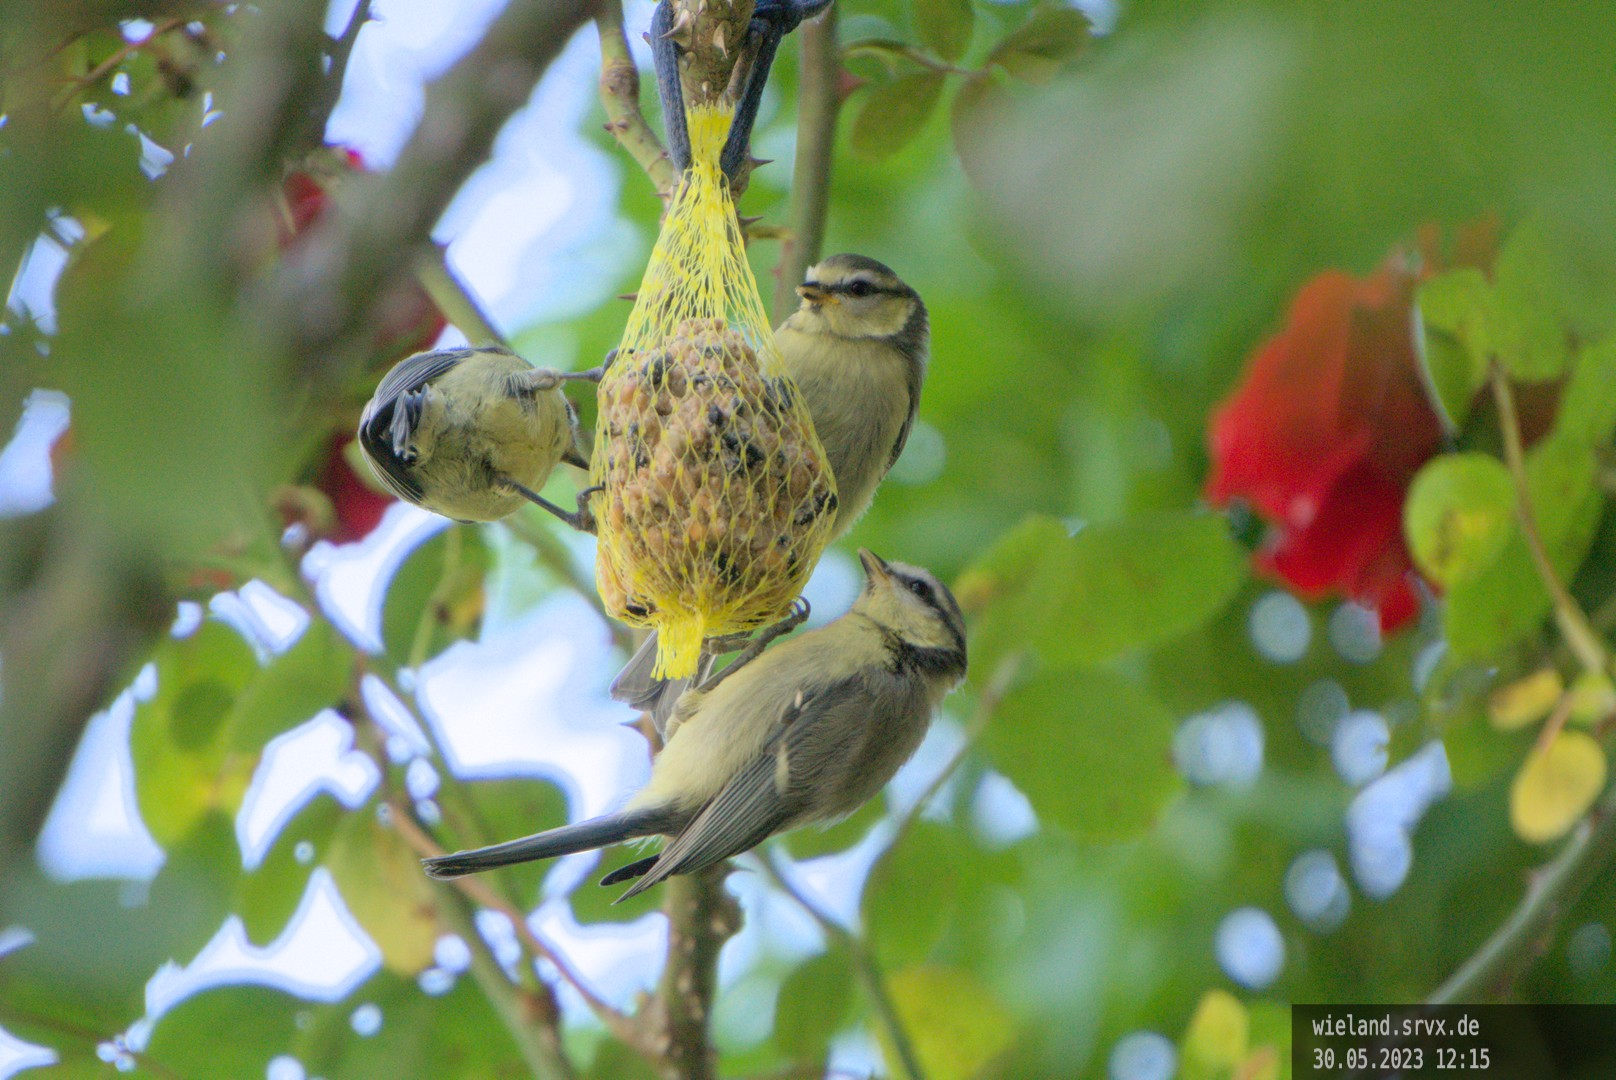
596 0 677 195
759 852 927 1080
771 5 840 322
1429 781 1616 1002
1490 361 1610 674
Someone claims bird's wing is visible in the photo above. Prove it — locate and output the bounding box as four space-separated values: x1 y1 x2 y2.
885 346 926 470
615 675 873 901
370 347 477 406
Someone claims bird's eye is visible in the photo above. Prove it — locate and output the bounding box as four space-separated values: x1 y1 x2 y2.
906 578 933 602
846 280 874 298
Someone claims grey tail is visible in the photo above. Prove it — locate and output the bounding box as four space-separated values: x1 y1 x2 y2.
598 854 660 888
421 810 671 880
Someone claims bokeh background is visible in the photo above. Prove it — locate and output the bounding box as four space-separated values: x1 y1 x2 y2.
3 0 1616 1077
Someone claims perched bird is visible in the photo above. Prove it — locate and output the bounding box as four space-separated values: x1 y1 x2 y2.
357 345 596 528
424 550 966 901
610 255 929 729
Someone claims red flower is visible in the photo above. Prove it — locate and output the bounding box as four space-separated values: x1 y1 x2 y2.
1206 258 1445 633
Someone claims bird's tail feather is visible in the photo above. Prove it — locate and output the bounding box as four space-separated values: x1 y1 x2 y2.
422 809 671 879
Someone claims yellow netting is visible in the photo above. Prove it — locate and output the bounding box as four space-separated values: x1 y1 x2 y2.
591 104 838 679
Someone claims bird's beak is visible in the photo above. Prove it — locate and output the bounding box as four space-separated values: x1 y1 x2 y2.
858 548 891 582
796 283 836 306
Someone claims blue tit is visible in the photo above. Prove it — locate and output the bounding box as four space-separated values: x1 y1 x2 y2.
423 550 965 901
357 345 597 528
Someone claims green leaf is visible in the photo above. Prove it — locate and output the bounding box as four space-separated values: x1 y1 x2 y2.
1415 269 1491 430
380 527 489 667
130 622 259 844
1443 436 1602 661
862 822 960 968
324 806 439 975
881 965 1016 1080
915 0 974 63
773 945 856 1058
987 669 1182 841
1043 512 1246 668
851 72 947 160
950 72 1014 186
1554 332 1616 445
236 795 345 945
965 512 1246 677
1403 452 1515 586
1490 222 1572 380
228 617 353 751
986 8 1090 84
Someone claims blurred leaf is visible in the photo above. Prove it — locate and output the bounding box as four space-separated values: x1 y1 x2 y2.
1416 268 1491 430
1490 223 1573 381
585 1038 662 1080
986 7 1090 84
143 985 297 1078
1404 452 1515 587
863 822 959 969
130 621 258 844
1510 731 1606 844
228 617 353 751
324 807 439 974
881 965 1015 1080
950 72 1014 186
986 669 1182 841
1444 436 1603 661
1488 668 1563 732
1555 332 1616 445
1181 988 1249 1080
773 945 855 1059
915 0 974 63
851 73 946 160
1567 669 1616 726
237 795 345 945
781 796 884 859
380 527 487 666
969 511 1245 676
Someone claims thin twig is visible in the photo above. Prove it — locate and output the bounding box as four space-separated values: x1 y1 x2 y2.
388 802 657 1057
842 39 972 77
1490 361 1609 674
414 244 505 346
759 851 927 1080
596 0 677 194
771 6 840 322
888 651 1023 851
1428 781 1616 1002
0 1004 188 1080
50 16 186 110
427 863 578 1080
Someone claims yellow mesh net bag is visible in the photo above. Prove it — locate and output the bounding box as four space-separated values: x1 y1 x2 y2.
591 105 838 679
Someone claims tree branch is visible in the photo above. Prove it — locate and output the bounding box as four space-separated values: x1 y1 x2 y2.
266 0 596 387
596 1 677 194
772 6 840 322
666 0 754 107
1428 780 1616 1003
653 868 742 1080
1489 360 1610 674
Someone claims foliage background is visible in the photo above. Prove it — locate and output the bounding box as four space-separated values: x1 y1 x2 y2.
2 0 1616 1077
